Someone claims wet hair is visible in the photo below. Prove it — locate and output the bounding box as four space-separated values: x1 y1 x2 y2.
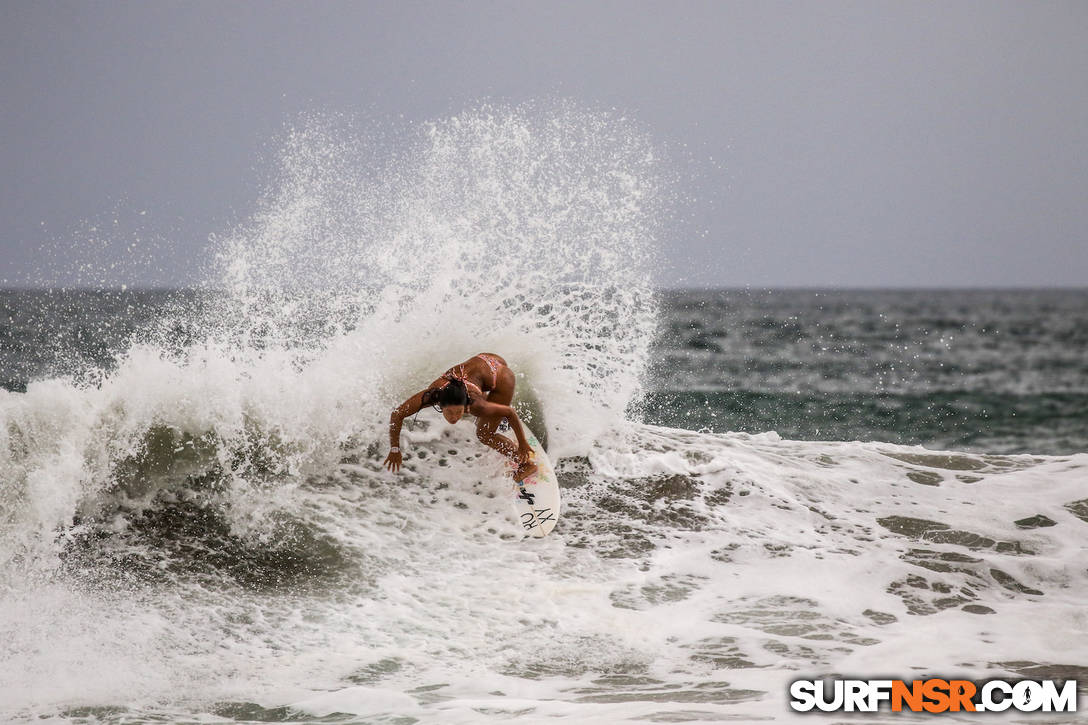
422 377 471 410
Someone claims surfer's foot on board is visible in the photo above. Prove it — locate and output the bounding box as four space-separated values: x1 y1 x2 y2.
512 461 538 483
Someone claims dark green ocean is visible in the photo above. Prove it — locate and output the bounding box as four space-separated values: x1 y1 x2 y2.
645 288 1087 455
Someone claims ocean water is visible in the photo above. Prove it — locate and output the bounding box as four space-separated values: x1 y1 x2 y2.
1 107 1086 724
646 288 1088 456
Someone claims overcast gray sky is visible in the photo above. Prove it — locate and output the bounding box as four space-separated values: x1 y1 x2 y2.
2 0 1086 288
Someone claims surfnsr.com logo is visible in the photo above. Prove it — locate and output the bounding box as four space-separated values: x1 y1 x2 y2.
789 678 1078 713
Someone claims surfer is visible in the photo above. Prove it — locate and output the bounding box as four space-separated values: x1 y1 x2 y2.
384 353 539 482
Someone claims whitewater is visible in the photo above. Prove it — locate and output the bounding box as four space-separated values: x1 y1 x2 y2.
1 105 1085 723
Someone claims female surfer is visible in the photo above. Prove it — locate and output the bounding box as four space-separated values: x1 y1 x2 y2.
384 353 539 482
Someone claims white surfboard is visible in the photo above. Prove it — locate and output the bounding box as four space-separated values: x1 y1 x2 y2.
511 428 560 537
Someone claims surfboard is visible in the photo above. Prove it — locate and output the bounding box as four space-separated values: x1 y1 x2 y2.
511 428 560 537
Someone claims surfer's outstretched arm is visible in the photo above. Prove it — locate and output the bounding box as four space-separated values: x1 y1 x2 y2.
472 400 532 461
385 390 429 472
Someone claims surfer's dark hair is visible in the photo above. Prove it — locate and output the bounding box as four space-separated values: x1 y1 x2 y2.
422 378 471 410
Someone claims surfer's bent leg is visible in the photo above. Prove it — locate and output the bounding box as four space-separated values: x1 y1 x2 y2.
476 364 519 459
476 365 537 481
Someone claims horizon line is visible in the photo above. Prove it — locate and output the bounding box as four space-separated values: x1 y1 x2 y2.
1 284 1086 293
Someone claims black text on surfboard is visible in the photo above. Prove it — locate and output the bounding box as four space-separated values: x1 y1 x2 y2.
509 429 560 536
521 508 555 531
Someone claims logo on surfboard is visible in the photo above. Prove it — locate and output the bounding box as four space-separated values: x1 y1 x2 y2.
521 508 555 530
